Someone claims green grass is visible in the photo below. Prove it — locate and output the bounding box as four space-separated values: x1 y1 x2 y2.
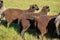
0 0 60 40
0 23 38 40
4 0 60 15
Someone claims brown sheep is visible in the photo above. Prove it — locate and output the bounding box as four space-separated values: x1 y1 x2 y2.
0 4 39 27
18 6 50 40
3 6 50 39
33 15 58 40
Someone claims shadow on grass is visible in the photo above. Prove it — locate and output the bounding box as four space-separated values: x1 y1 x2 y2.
1 19 60 39
1 20 21 33
1 19 39 36
1 20 7 27
46 18 60 39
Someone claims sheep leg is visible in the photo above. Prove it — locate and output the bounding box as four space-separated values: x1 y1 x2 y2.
36 29 40 40
7 20 12 28
21 19 30 40
57 35 60 40
18 19 20 25
41 34 44 40
21 28 28 40
34 20 40 40
21 26 30 40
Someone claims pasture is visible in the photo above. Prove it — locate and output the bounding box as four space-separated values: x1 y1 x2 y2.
0 0 60 40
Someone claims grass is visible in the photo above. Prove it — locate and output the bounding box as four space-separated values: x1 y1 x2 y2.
0 0 60 40
4 0 60 15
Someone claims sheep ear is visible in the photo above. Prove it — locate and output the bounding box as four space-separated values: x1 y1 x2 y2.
35 4 37 6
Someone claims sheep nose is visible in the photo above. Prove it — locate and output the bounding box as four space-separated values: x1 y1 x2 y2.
36 7 39 10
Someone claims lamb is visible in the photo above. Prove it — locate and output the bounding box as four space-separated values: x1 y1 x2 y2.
17 6 50 40
0 4 39 27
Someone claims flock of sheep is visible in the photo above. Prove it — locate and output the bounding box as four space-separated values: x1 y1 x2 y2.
0 0 60 40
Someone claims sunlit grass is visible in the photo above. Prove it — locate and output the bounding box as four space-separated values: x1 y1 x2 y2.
4 0 60 15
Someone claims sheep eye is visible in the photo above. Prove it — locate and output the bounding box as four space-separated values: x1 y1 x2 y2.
46 6 49 9
32 6 35 8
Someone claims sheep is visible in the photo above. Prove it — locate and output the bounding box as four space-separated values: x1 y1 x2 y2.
17 6 50 40
0 0 6 24
55 13 60 35
33 15 58 40
0 4 39 27
2 5 50 40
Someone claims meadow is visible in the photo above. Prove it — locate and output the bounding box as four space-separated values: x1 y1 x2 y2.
0 0 60 40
